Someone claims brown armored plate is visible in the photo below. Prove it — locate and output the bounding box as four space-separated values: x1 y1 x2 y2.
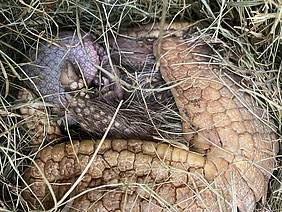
20 26 278 211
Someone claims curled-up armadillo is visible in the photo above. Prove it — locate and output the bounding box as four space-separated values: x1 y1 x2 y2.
19 22 278 211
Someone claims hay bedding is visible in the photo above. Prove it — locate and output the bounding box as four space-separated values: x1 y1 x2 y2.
0 1 281 211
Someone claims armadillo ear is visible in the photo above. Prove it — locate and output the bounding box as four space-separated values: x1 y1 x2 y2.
60 61 80 91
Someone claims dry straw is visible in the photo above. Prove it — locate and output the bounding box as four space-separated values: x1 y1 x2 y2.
0 0 281 211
